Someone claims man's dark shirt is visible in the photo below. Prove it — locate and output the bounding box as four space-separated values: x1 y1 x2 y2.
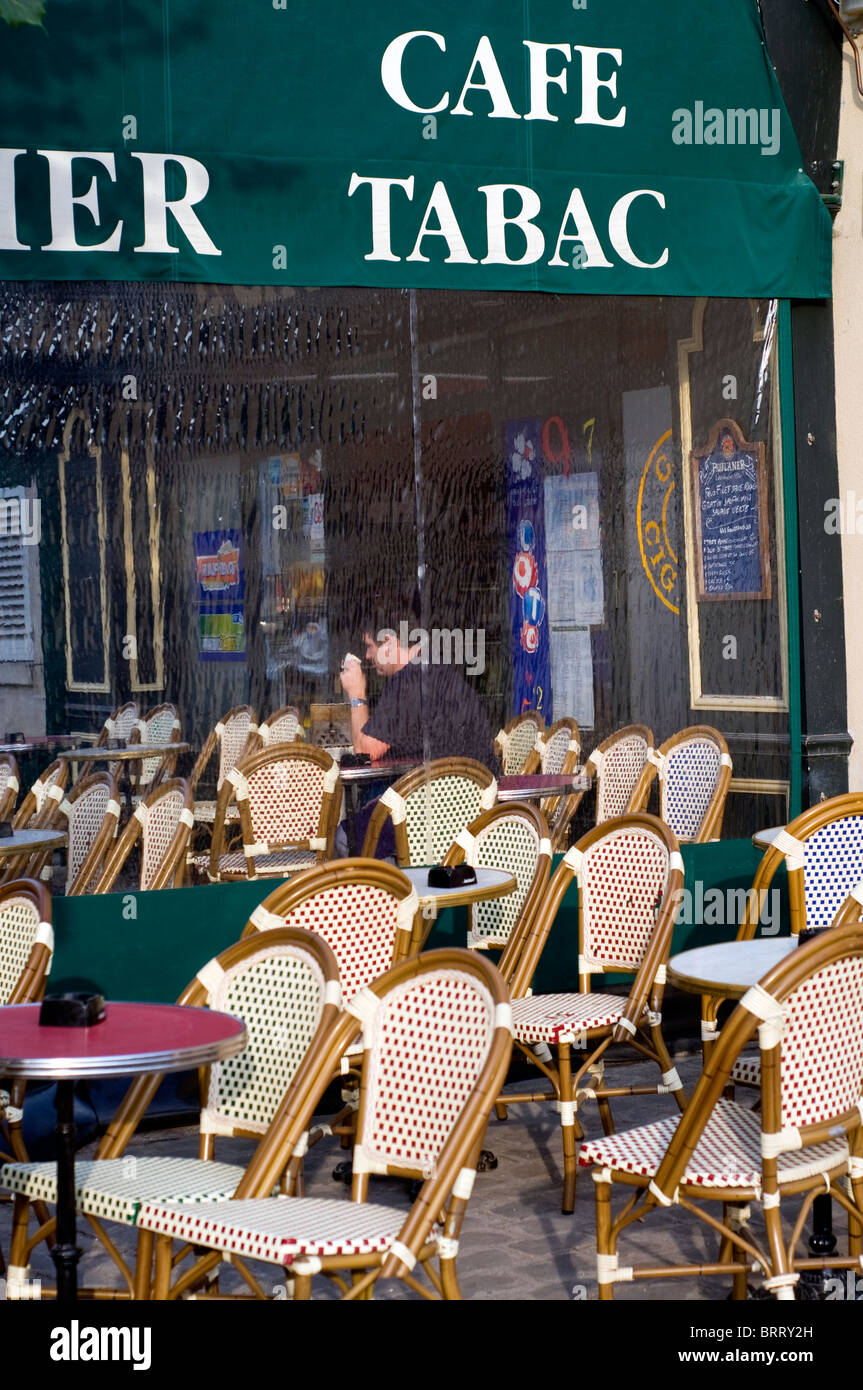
362 661 497 773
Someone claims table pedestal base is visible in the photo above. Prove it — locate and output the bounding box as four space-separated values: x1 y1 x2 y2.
53 1080 81 1302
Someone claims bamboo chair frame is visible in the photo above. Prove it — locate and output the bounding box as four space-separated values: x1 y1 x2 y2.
585 923 863 1300
630 725 731 843
361 757 498 867
442 801 553 954
257 706 305 745
2 928 342 1301
522 715 580 776
91 779 194 893
548 724 655 853
494 711 545 775
127 703 182 800
74 702 141 783
494 812 686 1213
205 744 340 881
0 754 20 821
25 771 120 896
139 948 513 1302
3 760 70 886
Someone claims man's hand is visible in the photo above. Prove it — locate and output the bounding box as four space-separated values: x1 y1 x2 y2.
340 656 366 701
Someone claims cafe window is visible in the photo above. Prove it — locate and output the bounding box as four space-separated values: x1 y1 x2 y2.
0 282 792 836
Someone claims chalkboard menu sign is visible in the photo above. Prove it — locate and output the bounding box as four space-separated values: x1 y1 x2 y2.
691 418 771 601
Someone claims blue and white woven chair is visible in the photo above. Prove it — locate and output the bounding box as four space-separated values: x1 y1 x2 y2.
631 725 732 843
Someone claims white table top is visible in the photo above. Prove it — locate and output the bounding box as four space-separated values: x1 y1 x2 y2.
668 937 797 999
0 827 67 859
752 824 787 850
401 865 517 908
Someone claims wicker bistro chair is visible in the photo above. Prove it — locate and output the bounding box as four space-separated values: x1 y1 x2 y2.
0 880 54 1172
137 948 514 1302
362 757 498 868
442 802 553 953
194 744 340 882
17 772 121 896
494 712 545 775
91 779 194 893
127 703 182 801
0 754 19 821
496 813 686 1213
258 706 304 746
522 718 582 851
188 705 258 840
713 792 863 1087
0 928 342 1300
630 725 732 843
543 724 654 855
1 760 71 887
580 923 863 1301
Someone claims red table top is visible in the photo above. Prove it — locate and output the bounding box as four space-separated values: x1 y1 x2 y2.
0 1002 246 1079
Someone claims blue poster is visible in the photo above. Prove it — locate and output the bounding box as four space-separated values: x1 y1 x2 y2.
505 421 551 722
195 529 246 662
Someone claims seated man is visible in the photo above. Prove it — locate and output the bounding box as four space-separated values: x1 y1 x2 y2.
336 612 498 857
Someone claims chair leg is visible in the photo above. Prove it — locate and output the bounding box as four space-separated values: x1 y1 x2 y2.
152 1235 174 1300
594 1172 615 1302
134 1228 154 1301
439 1255 463 1300
557 1043 579 1215
7 1195 37 1299
596 1094 615 1137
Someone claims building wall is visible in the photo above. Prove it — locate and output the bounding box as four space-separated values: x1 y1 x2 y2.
833 47 863 789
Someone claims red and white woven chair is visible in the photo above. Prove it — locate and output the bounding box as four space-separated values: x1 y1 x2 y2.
92 779 194 893
631 725 732 843
74 701 141 782
137 948 514 1302
496 813 686 1213
543 724 654 854
258 706 304 746
581 923 863 1300
1 928 342 1300
523 717 582 850
0 754 19 821
128 703 182 801
0 880 54 1174
362 757 498 868
194 744 340 882
442 802 553 953
188 705 258 840
494 712 544 775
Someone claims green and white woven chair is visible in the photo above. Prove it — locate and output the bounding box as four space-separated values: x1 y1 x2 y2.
362 757 498 868
0 927 341 1299
442 801 552 953
494 712 545 775
188 705 258 843
258 706 304 746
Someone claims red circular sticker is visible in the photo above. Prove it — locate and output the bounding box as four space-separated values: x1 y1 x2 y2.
513 551 538 596
521 622 539 654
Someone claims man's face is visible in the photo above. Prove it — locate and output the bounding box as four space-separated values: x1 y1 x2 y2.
364 630 400 676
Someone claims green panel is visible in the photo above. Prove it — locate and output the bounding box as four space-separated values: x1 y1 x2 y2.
51 840 785 1000
0 0 831 296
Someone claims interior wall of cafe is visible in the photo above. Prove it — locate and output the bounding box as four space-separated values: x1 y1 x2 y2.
833 43 863 792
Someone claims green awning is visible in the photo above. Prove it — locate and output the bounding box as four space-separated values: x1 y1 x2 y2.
0 0 831 297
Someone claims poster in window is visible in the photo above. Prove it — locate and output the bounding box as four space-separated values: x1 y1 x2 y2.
195 529 246 661
691 418 771 601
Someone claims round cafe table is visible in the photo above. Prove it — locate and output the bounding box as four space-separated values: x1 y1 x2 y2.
400 865 517 950
0 827 67 862
0 1001 246 1302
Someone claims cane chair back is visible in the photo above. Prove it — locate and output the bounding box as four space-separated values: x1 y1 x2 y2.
258 707 304 746
58 772 121 895
494 712 544 775
137 949 513 1301
95 702 140 747
93 779 194 893
189 706 258 824
529 717 580 776
631 725 731 843
580 924 863 1300
442 802 552 953
0 880 53 1169
0 929 342 1299
12 759 69 830
242 860 420 1001
542 724 654 855
499 814 685 1211
203 744 340 881
362 757 498 868
0 755 19 821
129 703 182 795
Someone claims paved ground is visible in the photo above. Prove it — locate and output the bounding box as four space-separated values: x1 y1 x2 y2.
1 1047 776 1302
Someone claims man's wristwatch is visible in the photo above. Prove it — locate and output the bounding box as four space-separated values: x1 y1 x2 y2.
350 698 368 708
